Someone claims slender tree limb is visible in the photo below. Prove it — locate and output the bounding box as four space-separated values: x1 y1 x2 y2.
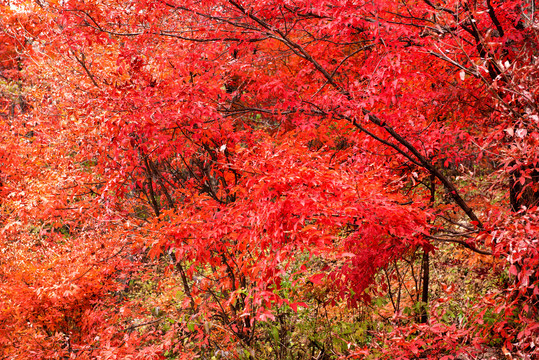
425 234 492 255
71 51 100 88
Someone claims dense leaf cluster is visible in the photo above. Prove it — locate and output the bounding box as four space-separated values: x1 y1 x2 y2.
0 0 537 358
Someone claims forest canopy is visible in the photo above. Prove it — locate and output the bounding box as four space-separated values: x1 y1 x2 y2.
0 0 538 358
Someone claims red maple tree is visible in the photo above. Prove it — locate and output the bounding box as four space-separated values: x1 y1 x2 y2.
1 0 537 358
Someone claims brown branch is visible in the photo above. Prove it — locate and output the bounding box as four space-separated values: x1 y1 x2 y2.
71 51 100 88
486 0 505 37
124 318 163 332
425 234 492 255
362 108 484 229
176 260 197 312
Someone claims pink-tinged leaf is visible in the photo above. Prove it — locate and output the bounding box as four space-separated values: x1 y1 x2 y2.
509 265 519 276
257 309 275 322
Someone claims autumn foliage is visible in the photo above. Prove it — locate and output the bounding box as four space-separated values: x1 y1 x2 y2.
0 0 538 358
